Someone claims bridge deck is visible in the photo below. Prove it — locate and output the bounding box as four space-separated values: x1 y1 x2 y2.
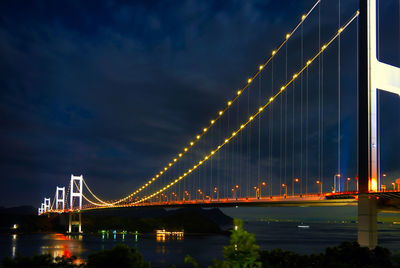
45 191 400 213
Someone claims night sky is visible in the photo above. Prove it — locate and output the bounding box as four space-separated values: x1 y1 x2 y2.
1 0 399 207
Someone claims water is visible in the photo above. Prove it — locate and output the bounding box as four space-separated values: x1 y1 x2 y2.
1 221 400 267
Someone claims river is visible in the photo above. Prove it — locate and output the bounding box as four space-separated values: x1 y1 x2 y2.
1 221 400 267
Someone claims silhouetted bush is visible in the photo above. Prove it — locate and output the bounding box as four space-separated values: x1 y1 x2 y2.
1 254 80 268
86 244 150 268
260 241 399 268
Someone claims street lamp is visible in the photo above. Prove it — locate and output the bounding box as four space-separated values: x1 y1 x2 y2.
346 177 351 192
235 185 239 200
316 180 323 195
197 189 205 201
253 186 260 199
171 192 177 201
197 189 204 200
184 191 191 201
382 174 387 191
292 178 300 196
334 174 341 192
213 187 219 200
281 184 287 197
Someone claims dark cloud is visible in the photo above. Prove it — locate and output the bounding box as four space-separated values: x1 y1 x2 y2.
0 0 399 207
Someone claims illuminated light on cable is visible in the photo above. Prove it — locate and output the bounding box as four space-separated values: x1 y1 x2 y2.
219 111 223 115
307 60 312 65
259 65 264 70
240 124 245 129
199 161 203 164
302 14 306 20
237 90 242 95
184 148 188 151
188 169 192 173
338 27 343 33
196 135 201 139
159 171 163 174
203 128 207 132
286 33 291 39
164 167 167 170
232 132 236 136
211 151 215 155
173 159 177 162
248 78 252 83
272 50 276 55
225 139 229 143
156 174 159 178
190 142 194 145
259 107 263 111
249 116 254 121
169 163 172 166
293 73 298 78
281 86 285 91
269 97 274 102
227 101 232 106
132 13 361 206
184 173 187 176
152 178 156 181
204 156 209 160
210 120 215 124
179 153 182 157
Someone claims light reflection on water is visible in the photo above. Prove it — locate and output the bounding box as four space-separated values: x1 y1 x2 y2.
11 234 16 258
3 222 400 268
39 234 83 261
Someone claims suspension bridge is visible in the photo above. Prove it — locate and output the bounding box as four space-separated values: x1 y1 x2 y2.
37 0 400 249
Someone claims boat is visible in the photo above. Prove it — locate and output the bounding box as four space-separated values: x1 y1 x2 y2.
297 224 310 229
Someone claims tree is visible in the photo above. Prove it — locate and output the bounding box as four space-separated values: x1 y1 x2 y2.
185 219 262 268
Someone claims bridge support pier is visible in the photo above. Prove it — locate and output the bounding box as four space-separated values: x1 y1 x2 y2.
357 195 377 249
67 212 82 234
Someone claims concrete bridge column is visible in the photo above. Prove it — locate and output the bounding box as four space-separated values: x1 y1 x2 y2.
67 212 82 234
357 196 377 248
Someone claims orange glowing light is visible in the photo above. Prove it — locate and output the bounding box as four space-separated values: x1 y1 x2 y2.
370 178 378 192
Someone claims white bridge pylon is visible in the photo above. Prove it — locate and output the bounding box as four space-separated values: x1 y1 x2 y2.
44 198 50 212
70 175 83 210
367 0 400 191
56 186 65 210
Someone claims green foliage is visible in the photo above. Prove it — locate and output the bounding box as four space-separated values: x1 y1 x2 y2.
259 241 398 268
185 255 200 268
1 254 80 268
86 244 150 268
186 219 262 268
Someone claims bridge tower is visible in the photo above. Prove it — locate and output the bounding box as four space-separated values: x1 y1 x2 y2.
44 198 51 212
56 187 65 211
68 175 83 233
70 175 83 210
358 0 400 248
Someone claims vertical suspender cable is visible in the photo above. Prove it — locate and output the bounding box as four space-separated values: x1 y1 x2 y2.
270 59 274 196
300 22 304 195
338 0 341 188
258 73 261 191
306 68 309 194
356 14 359 180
